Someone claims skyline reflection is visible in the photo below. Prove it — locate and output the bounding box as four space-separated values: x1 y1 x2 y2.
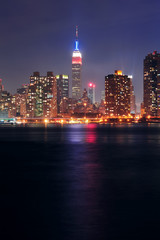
0 125 160 239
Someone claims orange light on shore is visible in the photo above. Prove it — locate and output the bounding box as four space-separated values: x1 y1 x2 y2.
44 119 49 123
147 115 151 119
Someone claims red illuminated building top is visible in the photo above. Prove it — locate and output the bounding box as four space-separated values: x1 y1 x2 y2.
72 51 82 65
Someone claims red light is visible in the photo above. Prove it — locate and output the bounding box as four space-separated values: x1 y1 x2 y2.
72 57 82 65
88 83 95 88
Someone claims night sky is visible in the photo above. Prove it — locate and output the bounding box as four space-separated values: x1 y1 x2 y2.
0 0 160 110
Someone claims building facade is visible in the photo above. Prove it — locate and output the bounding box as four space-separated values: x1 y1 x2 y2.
43 72 57 118
72 26 82 100
144 51 160 116
60 97 77 116
26 72 57 118
105 70 131 117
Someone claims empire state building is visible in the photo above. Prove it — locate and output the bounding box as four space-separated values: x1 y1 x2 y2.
72 26 82 100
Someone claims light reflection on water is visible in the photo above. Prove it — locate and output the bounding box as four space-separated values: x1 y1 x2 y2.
1 124 160 146
0 124 160 239
1 123 160 144
59 123 160 145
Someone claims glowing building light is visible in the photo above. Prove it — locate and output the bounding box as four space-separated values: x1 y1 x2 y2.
72 52 82 57
72 51 82 65
128 75 133 79
62 75 69 79
72 57 82 65
44 119 48 123
115 70 123 75
85 119 89 124
75 41 79 50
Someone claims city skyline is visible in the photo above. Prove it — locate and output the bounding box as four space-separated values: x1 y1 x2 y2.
0 0 160 109
1 2 160 240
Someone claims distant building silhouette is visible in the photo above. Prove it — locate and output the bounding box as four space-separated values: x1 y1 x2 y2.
101 90 105 101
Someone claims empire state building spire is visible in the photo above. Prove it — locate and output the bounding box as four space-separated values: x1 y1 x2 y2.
76 25 78 40
75 26 79 51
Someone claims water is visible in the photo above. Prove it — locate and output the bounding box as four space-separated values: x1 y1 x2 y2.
0 123 160 240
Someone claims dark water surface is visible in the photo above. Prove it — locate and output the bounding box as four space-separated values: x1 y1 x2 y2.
0 123 160 240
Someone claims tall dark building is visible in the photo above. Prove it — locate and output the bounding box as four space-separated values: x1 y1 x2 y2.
0 79 11 118
56 74 69 113
130 78 136 114
88 83 95 104
105 70 131 117
0 79 4 97
72 26 82 100
144 51 160 116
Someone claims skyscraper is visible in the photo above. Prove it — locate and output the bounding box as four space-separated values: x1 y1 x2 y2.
56 74 69 113
0 79 11 118
43 72 57 118
144 51 160 116
130 78 136 114
72 26 82 100
0 79 4 98
105 70 131 117
88 83 95 104
26 72 57 118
